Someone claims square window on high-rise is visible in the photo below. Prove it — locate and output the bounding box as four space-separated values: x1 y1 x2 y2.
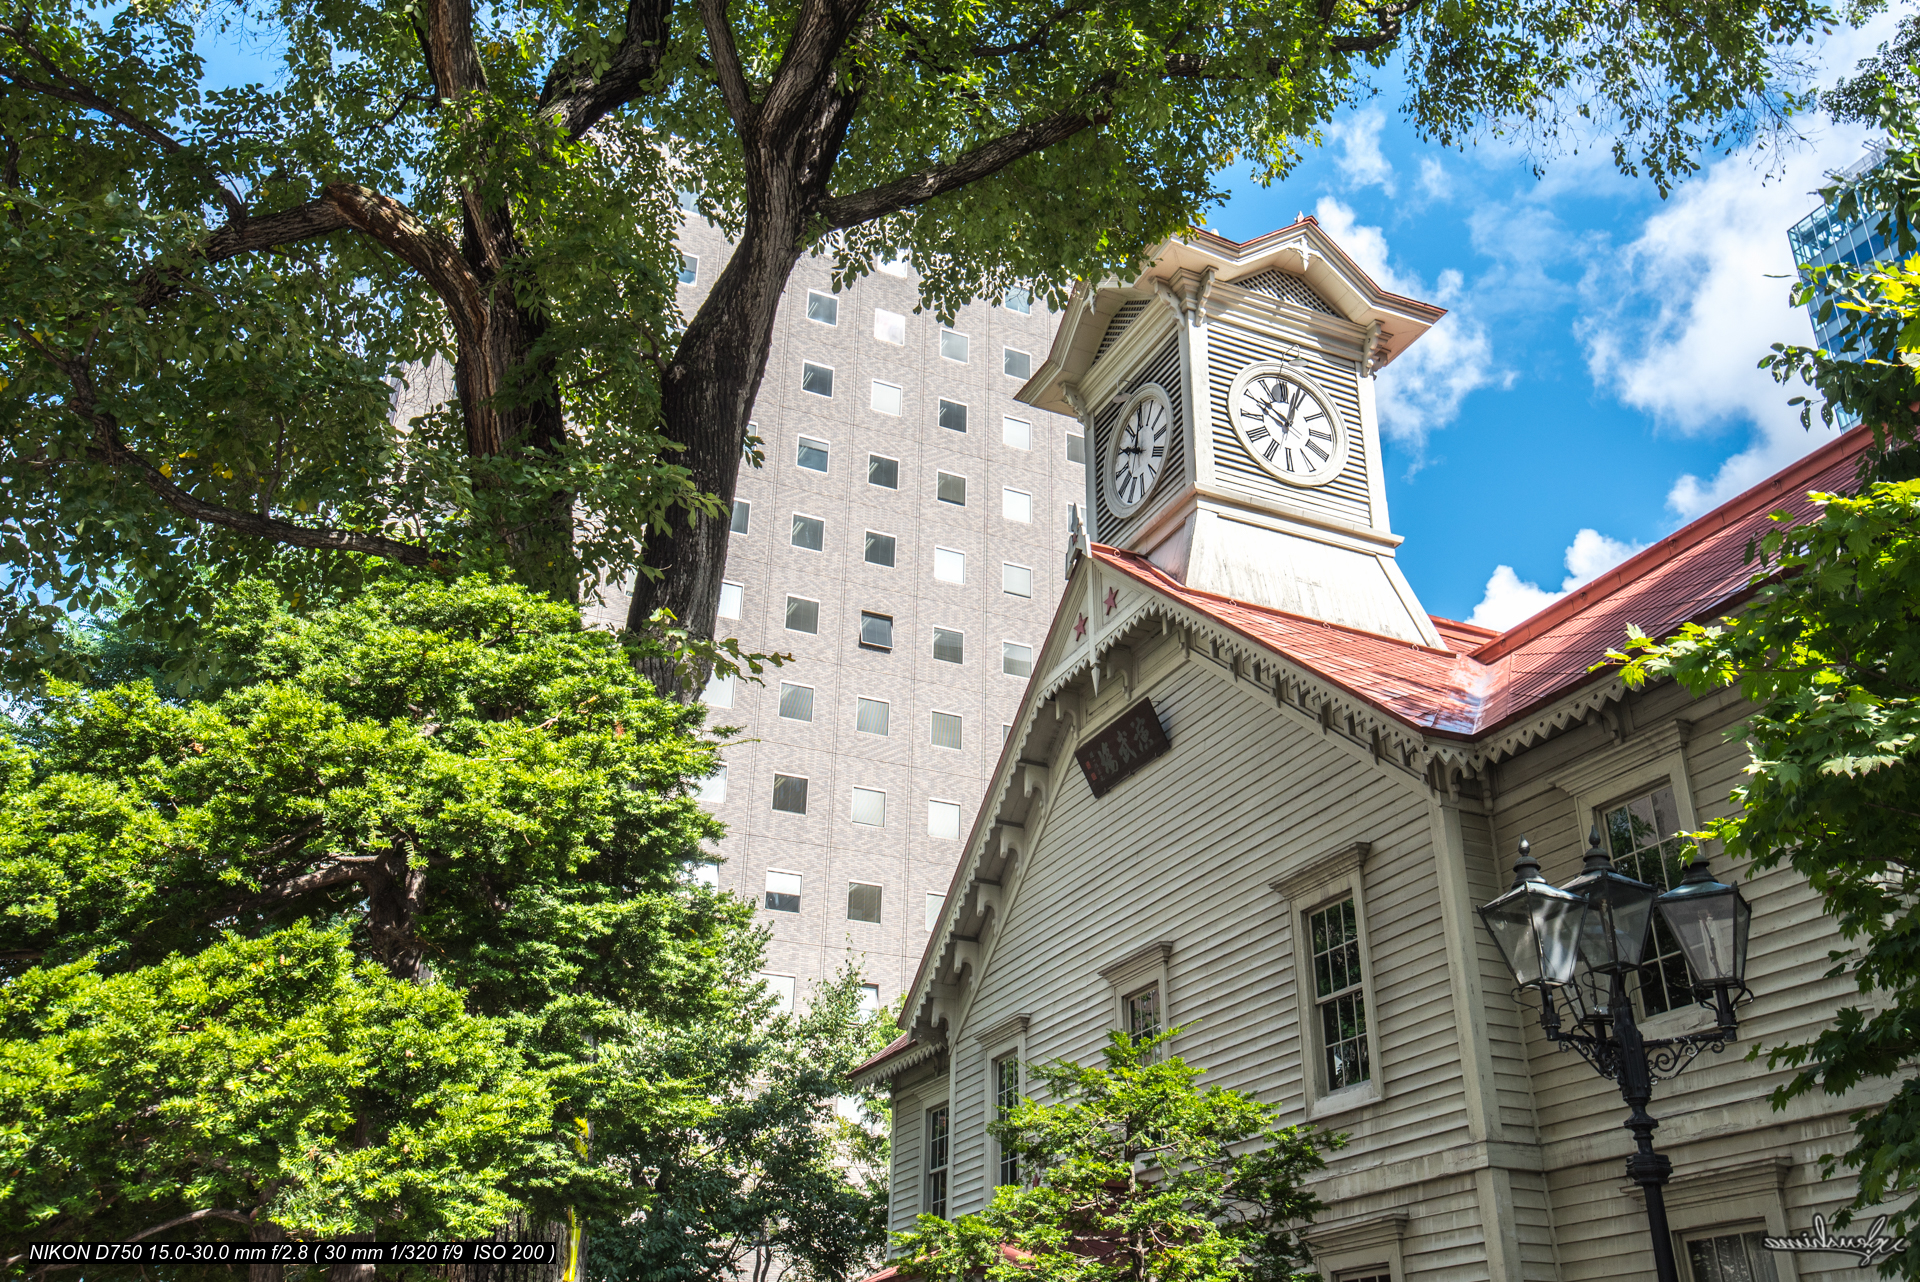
777 682 815 722
678 253 698 285
938 399 968 433
851 788 887 828
796 436 829 472
940 329 969 363
872 380 902 416
1003 563 1033 598
762 972 796 1011
1003 347 1032 379
730 499 751 534
1003 489 1032 522
765 869 802 911
1067 433 1086 465
785 596 820 634
859 983 882 1016
1004 287 1031 314
771 777 809 816
717 581 744 620
932 628 964 665
703 671 734 708
936 472 966 506
791 513 824 551
860 611 894 651
855 697 891 736
868 454 899 489
874 308 906 345
695 765 727 805
807 290 838 325
864 531 896 567
1003 417 1031 450
930 711 963 750
928 800 962 840
933 547 965 584
926 892 945 929
801 362 834 398
848 881 883 923
1003 641 1033 677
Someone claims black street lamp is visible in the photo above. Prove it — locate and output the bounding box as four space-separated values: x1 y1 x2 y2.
1477 831 1754 1282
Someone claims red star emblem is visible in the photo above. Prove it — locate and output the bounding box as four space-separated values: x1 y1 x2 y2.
1073 614 1088 641
1104 587 1119 615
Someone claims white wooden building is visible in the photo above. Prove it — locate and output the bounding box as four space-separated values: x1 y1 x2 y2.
849 219 1883 1282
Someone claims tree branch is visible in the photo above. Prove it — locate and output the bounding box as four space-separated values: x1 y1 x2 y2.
136 198 354 309
696 0 758 129
238 859 373 911
537 0 676 137
321 183 488 348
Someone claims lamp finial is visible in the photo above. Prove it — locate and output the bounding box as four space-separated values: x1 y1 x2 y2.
1508 837 1542 888
1582 826 1613 873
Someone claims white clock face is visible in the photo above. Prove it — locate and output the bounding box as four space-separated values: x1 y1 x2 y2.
1230 367 1349 487
1107 387 1172 514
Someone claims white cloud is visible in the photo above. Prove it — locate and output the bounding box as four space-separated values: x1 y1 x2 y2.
1418 156 1454 202
1314 196 1508 453
1467 528 1648 630
1326 109 1395 194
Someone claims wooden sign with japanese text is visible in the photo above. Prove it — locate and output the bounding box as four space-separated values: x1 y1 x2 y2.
1074 698 1171 798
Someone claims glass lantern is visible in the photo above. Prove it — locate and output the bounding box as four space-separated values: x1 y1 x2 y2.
1478 839 1589 990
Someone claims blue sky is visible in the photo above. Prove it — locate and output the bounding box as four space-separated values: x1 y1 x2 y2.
1204 16 1901 626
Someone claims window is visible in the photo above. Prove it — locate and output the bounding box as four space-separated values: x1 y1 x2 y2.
1003 416 1031 449
762 973 796 1012
1309 898 1370 1091
938 399 968 433
765 870 802 912
859 984 882 1016
791 513 824 551
934 547 965 584
801 362 834 397
874 308 906 344
695 765 727 805
940 329 969 363
1125 984 1160 1042
1067 433 1086 464
1002 563 1033 598
930 711 963 750
730 499 751 534
678 253 698 284
717 581 744 620
872 380 903 416
1003 642 1033 677
806 290 838 325
771 776 809 816
860 611 894 651
937 472 967 505
686 859 720 887
1684 1229 1779 1282
928 800 962 839
865 531 896 567
1003 347 1032 378
785 596 820 634
796 436 829 472
1004 287 1031 314
932 628 964 665
777 682 815 722
1606 785 1692 1017
926 892 945 929
993 1054 1021 1186
851 787 887 827
1002 724 1012 741
856 697 891 736
925 1106 950 1218
702 671 735 708
1002 489 1032 522
868 454 899 488
848 881 883 923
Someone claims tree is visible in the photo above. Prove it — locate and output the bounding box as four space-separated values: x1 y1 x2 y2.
1 0 1836 675
893 1031 1338 1282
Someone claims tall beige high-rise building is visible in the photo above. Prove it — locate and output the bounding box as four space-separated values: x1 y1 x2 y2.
594 216 1083 1015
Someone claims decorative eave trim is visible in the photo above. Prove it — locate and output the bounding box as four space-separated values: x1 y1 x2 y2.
1618 1155 1792 1210
1271 842 1370 904
972 1013 1031 1048
1098 941 1174 985
848 1037 947 1089
1300 1209 1409 1255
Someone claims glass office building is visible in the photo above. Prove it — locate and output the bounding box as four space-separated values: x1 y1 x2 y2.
1787 141 1891 353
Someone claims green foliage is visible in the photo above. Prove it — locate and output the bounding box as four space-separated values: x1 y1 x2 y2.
894 1031 1338 1282
1609 480 1920 1266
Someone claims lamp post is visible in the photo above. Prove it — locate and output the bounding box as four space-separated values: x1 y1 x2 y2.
1478 831 1754 1282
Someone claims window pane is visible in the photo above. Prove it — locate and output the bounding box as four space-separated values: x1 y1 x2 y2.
859 984 881 1016
1003 489 1032 522
1003 417 1031 449
717 581 744 620
1606 785 1691 1016
860 611 894 650
777 682 815 722
678 253 698 284
926 892 945 929
1067 433 1086 464
995 1054 1021 1186
761 972 796 1011
1004 287 1031 314
872 380 902 415
695 765 727 804
848 882 883 923
1003 563 1033 598
856 698 891 736
929 800 962 839
766 870 802 912
785 596 819 634
874 308 905 344
851 788 887 827
925 1106 949 1217
1003 642 1033 677
703 671 735 708
934 547 965 583
938 399 968 433
791 514 824 550
1126 985 1159 1041
868 454 899 488
931 711 963 750
796 436 829 471
1003 347 1032 378
937 472 967 505
940 329 969 362
771 776 808 815
933 628 965 664
801 363 833 397
687 859 720 887
865 531 896 566
730 499 751 534
806 291 839 325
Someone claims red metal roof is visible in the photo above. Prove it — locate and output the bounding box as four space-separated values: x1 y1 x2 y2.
850 1031 919 1079
1094 425 1874 742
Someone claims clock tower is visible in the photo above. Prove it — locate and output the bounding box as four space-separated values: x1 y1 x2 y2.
1018 218 1448 648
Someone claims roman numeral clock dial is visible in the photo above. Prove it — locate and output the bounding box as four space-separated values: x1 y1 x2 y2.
1105 386 1173 517
1228 364 1350 489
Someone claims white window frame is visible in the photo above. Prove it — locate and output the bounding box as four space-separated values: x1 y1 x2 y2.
1301 1213 1409 1282
678 253 698 285
776 681 816 722
851 787 887 828
864 529 898 567
928 798 963 840
806 289 839 325
1002 488 1032 523
764 868 803 912
871 379 903 416
717 580 744 620
936 469 968 505
771 773 810 816
868 453 901 489
855 696 891 737
1002 640 1034 678
702 670 735 709
759 971 797 1012
1002 416 1031 449
730 499 751 535
925 891 946 930
1002 561 1033 598
929 709 963 751
933 546 966 584
874 307 907 344
937 398 969 434
932 626 965 665
1272 842 1383 1119
939 328 969 363
1656 1156 1797 1281
1002 346 1032 378
974 1014 1030 1190
795 435 831 472
784 595 821 635
847 879 884 923
790 511 825 551
1099 942 1173 1053
801 361 834 398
